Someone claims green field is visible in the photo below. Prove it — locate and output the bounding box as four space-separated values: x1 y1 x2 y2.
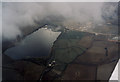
59 30 86 39
51 30 87 71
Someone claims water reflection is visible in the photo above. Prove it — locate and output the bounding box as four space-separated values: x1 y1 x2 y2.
5 28 61 59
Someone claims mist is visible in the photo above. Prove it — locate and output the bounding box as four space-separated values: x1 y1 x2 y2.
1 2 119 81
2 2 118 41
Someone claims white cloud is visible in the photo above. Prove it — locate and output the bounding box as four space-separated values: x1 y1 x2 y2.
2 2 105 40
1 1 119 81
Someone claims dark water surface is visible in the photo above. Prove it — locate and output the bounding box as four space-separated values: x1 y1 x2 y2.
5 28 61 59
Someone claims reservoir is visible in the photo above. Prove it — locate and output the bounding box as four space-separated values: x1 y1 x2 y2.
4 28 61 59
